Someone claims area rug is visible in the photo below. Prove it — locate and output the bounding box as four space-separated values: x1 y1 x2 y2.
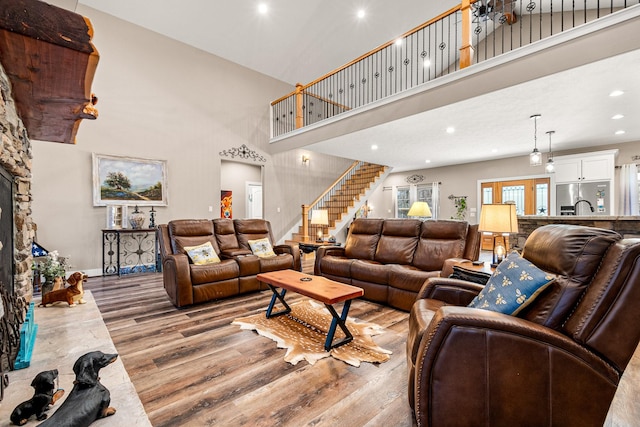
232 300 392 367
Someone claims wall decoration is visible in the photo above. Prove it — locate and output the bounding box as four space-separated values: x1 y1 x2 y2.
406 174 425 184
221 190 233 218
219 144 266 162
93 154 167 206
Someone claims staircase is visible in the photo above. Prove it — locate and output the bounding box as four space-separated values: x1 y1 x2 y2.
290 161 389 243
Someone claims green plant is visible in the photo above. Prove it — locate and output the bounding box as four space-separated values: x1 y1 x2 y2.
34 250 70 282
451 196 467 220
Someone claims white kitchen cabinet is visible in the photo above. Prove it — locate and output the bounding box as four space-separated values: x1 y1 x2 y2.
553 150 617 184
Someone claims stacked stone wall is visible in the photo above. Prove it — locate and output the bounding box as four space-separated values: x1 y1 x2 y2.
0 62 35 301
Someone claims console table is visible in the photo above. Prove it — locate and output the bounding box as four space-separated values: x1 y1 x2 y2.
102 228 160 276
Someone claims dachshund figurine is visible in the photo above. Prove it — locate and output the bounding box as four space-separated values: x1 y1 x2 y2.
10 369 65 425
39 351 118 427
39 272 87 308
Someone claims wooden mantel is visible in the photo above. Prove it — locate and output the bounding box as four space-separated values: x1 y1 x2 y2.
0 0 99 144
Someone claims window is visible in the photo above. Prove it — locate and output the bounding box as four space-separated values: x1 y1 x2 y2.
395 183 438 218
396 186 411 218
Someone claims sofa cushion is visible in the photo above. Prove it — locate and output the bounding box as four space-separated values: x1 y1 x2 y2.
168 219 220 255
234 219 273 250
257 254 295 273
190 259 238 285
344 218 384 260
351 259 389 285
412 220 468 271
184 242 221 265
213 218 240 252
248 237 276 258
468 252 555 315
375 219 421 265
388 264 439 292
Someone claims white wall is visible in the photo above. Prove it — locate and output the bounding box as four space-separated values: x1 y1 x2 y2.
29 5 352 274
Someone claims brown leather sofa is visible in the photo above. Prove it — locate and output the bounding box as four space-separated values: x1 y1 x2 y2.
407 224 640 427
158 218 300 307
314 218 480 311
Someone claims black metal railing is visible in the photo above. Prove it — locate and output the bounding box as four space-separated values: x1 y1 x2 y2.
271 0 639 138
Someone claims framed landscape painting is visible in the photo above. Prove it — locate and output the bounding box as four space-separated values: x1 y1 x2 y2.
93 153 168 206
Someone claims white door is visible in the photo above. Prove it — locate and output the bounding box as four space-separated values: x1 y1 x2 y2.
247 182 262 219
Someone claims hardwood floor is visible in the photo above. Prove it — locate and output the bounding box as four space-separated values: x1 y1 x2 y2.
85 273 415 427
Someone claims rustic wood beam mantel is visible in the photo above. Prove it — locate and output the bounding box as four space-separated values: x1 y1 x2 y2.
0 0 99 144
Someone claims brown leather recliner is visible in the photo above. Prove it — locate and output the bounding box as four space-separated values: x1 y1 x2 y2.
407 224 640 427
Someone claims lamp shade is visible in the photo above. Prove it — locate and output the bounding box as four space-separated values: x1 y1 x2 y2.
310 209 329 225
407 201 432 218
478 204 518 233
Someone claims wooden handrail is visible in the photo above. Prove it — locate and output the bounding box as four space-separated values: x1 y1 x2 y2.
310 160 360 208
271 2 469 106
301 160 361 241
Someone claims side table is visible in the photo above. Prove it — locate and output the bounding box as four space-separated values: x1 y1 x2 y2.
102 228 160 276
449 261 494 285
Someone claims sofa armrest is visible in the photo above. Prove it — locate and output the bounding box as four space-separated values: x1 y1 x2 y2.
314 245 345 275
274 243 301 271
417 277 484 305
413 305 619 427
162 253 193 307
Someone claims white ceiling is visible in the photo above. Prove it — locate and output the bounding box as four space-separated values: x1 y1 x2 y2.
69 0 640 171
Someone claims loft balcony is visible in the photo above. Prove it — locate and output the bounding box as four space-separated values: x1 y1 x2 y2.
269 0 640 169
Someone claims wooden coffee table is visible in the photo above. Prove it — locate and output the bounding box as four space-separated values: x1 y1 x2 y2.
257 270 364 351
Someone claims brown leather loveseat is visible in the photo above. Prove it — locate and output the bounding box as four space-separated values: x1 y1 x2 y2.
314 218 480 311
158 218 300 307
407 224 640 427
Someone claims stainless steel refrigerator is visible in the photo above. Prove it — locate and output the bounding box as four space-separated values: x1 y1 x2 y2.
556 181 610 216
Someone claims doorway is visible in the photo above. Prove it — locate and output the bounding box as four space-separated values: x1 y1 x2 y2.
220 160 263 219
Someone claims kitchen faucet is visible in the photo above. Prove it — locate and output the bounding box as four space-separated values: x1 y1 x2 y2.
574 199 595 213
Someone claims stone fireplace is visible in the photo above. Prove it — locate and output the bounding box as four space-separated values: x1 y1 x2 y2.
0 61 36 301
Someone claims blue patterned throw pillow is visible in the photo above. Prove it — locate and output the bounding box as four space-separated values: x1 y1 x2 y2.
468 252 555 315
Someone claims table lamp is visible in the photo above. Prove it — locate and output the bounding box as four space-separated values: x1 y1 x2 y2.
479 203 518 268
407 201 432 219
310 209 329 242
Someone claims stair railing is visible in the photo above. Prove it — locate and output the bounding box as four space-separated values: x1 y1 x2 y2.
301 160 364 241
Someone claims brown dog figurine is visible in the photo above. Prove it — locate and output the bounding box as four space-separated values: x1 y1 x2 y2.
39 272 87 308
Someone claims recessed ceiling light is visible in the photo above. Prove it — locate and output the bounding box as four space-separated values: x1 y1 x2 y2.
609 90 624 97
423 59 431 68
612 114 624 120
371 144 378 150
491 148 498 153
425 159 431 163
446 127 455 134
258 3 268 14
615 130 626 135
395 38 402 46
357 9 365 18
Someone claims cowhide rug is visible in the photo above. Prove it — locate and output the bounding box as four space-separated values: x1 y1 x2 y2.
232 300 392 367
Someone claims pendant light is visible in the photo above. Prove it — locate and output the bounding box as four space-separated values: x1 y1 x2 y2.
529 114 542 166
545 130 555 173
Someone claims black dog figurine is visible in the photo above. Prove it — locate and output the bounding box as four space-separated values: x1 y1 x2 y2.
10 369 64 425
39 351 118 427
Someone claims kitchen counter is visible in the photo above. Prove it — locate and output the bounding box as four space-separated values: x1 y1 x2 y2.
514 216 640 247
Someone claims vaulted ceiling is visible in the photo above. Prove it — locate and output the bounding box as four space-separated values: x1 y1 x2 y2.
52 1 640 170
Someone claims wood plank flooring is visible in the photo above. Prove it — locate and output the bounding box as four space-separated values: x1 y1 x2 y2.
85 273 415 427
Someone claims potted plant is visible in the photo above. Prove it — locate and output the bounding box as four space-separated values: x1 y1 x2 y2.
34 251 70 295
